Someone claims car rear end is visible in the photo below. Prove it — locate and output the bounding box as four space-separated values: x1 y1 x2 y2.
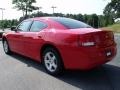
49 17 117 70
59 30 117 70
76 30 117 69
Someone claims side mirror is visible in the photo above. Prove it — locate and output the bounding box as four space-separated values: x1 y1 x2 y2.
11 26 17 31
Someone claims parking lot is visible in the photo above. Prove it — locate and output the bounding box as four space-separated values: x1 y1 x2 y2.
0 34 120 90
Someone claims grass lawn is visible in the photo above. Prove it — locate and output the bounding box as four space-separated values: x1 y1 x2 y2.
101 23 120 33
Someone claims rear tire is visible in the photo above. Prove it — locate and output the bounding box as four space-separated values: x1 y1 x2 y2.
3 40 12 54
42 47 64 75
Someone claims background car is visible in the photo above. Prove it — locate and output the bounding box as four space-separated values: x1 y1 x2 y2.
2 17 117 75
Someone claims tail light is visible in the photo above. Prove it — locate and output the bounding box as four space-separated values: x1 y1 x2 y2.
78 34 96 47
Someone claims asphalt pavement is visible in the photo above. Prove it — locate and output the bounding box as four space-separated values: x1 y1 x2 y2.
0 34 120 90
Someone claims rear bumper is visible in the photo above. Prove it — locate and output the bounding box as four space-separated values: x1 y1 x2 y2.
60 44 117 70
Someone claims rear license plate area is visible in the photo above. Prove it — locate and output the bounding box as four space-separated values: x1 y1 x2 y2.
105 50 112 57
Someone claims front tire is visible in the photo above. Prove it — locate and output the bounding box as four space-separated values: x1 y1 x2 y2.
43 47 64 75
3 40 12 54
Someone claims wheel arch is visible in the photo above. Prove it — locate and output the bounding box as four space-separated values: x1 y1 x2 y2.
40 43 64 67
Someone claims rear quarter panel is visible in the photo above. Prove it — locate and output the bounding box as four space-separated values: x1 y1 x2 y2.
42 29 80 68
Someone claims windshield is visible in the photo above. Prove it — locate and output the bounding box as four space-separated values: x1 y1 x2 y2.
51 17 92 29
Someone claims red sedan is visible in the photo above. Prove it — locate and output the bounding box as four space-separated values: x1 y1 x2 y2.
2 17 117 75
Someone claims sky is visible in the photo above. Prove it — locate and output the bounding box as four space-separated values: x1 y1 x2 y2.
0 0 111 20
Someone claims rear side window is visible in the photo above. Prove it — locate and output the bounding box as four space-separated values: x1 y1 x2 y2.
30 21 47 32
17 21 32 32
51 17 92 29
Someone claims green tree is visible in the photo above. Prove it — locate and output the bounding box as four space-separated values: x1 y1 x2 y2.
91 14 99 28
104 0 120 19
12 0 38 18
0 19 18 29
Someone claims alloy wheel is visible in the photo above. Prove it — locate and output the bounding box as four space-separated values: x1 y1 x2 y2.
44 52 58 72
3 41 9 53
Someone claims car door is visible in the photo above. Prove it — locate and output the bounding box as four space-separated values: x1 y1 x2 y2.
22 20 48 61
8 20 33 54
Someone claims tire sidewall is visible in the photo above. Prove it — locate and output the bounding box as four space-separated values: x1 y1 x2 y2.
43 47 63 75
3 40 11 54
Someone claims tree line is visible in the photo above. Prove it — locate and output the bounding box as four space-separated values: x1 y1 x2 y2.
0 19 18 29
0 12 114 29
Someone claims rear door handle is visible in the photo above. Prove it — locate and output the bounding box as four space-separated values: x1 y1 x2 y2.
38 36 42 38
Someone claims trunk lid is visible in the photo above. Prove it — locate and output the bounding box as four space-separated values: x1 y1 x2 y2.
92 30 115 47
69 28 115 47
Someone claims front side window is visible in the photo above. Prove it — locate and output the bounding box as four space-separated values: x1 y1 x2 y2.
30 21 47 32
51 17 92 29
17 21 32 32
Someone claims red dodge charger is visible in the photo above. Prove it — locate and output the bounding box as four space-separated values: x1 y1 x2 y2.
2 17 117 75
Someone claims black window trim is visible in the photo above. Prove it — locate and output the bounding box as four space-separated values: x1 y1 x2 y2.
16 20 33 32
29 20 48 32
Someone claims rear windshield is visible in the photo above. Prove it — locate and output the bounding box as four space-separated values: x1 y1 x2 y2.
51 17 92 29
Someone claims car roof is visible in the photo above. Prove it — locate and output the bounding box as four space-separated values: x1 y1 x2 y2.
23 17 68 29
